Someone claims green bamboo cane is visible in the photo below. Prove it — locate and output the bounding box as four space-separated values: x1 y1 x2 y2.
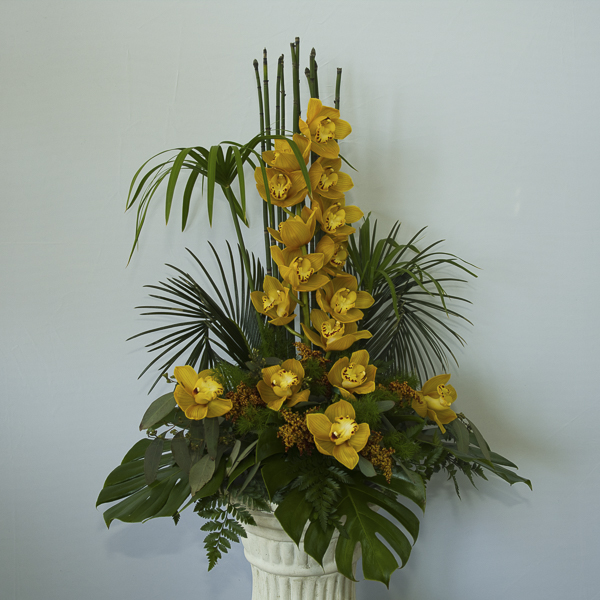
277 54 285 231
254 57 272 276
275 56 281 136
335 67 342 110
263 49 272 152
263 49 276 247
291 38 300 134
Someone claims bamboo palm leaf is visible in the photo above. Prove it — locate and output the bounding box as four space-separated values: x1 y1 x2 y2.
130 243 264 392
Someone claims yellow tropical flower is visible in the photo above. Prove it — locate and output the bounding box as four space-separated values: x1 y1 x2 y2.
250 276 297 326
268 207 317 249
271 246 330 292
310 157 354 211
306 399 370 470
257 359 311 411
262 130 311 170
254 166 310 208
412 374 458 433
301 309 372 352
299 98 352 159
322 239 349 276
314 201 364 238
173 366 232 420
328 349 377 401
316 274 374 323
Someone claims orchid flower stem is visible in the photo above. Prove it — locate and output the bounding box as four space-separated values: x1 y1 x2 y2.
283 324 303 339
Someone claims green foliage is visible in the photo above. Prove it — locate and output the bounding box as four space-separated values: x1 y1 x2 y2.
129 243 264 392
257 320 294 361
347 217 476 383
290 458 353 532
352 394 383 430
213 361 255 392
194 496 257 570
302 358 328 397
383 430 419 462
234 405 272 436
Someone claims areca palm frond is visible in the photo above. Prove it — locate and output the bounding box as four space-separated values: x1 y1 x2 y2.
130 242 264 392
347 217 477 383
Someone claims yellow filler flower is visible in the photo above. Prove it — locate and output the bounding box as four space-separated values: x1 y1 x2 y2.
257 359 310 411
328 349 377 401
300 98 352 159
306 399 370 470
411 374 458 433
173 366 232 420
250 276 297 326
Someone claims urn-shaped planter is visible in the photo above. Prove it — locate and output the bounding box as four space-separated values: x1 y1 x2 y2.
241 510 359 600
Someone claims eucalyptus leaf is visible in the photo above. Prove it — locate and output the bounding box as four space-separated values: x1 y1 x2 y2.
358 455 377 477
375 400 396 413
139 393 176 431
189 454 217 496
170 432 191 474
204 418 219 460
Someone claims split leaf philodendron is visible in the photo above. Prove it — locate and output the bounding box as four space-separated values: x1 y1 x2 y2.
98 38 530 587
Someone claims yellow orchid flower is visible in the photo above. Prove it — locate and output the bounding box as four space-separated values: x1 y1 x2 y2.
254 166 311 208
257 359 311 411
301 309 372 352
306 399 370 470
262 130 311 171
328 350 377 401
271 246 330 292
322 239 349 276
267 207 317 249
412 374 458 433
309 157 354 211
173 366 232 420
314 201 364 238
299 98 352 159
316 274 374 323
250 276 297 326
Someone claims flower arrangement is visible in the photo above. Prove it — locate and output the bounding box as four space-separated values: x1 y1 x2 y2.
97 39 530 587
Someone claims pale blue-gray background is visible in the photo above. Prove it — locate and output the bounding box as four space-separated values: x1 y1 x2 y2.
2 1 599 599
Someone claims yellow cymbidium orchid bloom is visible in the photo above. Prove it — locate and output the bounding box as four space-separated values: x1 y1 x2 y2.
322 240 349 276
328 350 377 401
412 374 458 433
268 207 317 249
173 366 232 420
301 309 372 352
314 201 364 239
262 130 311 171
316 274 374 323
310 157 354 212
250 276 297 326
306 399 370 470
271 246 330 292
254 166 311 208
257 359 311 411
299 98 352 159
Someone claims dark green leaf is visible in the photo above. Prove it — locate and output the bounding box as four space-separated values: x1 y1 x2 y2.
204 417 219 460
189 454 217 496
274 488 313 545
139 393 176 431
144 437 165 485
170 432 191 474
256 427 285 462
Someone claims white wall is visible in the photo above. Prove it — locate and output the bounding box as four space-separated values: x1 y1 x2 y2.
1 1 599 599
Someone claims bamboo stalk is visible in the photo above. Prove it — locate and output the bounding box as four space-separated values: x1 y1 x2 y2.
275 56 281 136
309 48 319 99
291 38 300 134
335 67 342 110
253 59 265 152
263 49 272 151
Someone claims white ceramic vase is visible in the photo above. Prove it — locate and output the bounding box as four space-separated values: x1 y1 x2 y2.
241 510 358 600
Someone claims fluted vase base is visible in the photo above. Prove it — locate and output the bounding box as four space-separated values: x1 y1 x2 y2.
241 510 357 600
